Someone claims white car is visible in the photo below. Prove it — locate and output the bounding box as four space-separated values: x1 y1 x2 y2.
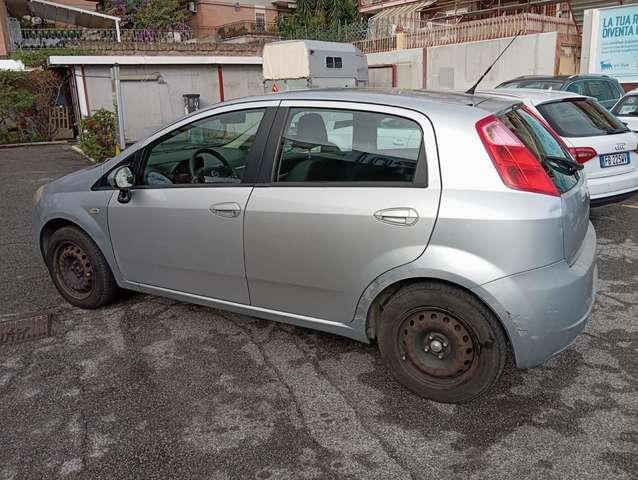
611 89 638 133
482 88 638 205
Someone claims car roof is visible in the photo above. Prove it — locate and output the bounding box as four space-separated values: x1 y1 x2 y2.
478 88 589 106
214 88 521 118
501 74 613 83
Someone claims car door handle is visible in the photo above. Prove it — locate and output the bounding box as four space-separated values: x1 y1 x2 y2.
210 202 241 218
373 208 419 226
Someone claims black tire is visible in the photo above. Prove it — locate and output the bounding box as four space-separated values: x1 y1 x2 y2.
377 281 507 403
45 226 119 309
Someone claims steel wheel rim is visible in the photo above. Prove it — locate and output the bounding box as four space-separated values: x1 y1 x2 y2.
54 241 94 300
398 308 478 386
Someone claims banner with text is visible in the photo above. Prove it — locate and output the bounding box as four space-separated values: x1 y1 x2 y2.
595 5 638 82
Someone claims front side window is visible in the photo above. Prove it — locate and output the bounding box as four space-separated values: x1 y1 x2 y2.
142 108 265 185
612 95 638 116
276 108 423 183
500 108 579 193
537 99 628 137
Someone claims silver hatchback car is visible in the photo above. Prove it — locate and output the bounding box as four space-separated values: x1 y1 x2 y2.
33 90 597 403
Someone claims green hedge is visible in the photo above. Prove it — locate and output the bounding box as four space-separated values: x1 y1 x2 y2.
80 109 117 162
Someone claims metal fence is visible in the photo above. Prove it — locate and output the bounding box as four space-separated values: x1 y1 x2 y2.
279 20 371 43
14 28 195 49
355 13 578 53
12 12 577 52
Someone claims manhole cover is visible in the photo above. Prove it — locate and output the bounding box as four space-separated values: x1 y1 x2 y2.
0 313 55 347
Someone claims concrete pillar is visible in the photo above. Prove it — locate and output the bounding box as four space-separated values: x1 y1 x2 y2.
0 0 11 58
396 32 406 50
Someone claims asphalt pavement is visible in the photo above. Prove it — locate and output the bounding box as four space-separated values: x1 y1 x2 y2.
0 145 637 480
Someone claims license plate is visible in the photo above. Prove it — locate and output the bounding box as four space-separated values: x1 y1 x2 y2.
599 152 630 168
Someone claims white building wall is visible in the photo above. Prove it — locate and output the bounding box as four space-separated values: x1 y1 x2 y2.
78 63 262 142
221 64 264 100
426 32 558 90
367 48 425 88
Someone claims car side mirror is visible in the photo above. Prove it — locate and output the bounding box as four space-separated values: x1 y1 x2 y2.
108 165 135 204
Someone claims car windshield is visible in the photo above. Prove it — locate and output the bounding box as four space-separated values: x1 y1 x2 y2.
498 80 564 90
499 107 579 194
537 99 629 137
612 95 638 116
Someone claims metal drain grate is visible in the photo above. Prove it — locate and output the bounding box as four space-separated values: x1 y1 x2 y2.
0 313 55 347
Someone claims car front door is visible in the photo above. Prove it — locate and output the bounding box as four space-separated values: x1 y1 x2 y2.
107 101 277 303
243 101 441 324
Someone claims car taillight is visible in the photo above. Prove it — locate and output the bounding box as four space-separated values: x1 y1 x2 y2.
476 115 559 197
569 147 597 164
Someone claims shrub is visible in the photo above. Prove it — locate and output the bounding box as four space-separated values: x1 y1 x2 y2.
0 69 64 143
10 48 87 68
80 109 117 162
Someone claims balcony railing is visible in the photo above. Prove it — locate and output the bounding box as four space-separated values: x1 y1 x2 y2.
359 0 569 17
355 12 578 53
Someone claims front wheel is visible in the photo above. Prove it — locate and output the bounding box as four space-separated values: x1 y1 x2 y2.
378 282 508 403
46 226 119 309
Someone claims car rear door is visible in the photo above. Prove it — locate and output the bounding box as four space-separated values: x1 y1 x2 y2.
612 94 638 133
243 100 441 324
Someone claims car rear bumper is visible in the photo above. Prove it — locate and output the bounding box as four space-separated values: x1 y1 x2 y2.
587 167 638 201
474 221 597 369
590 190 637 207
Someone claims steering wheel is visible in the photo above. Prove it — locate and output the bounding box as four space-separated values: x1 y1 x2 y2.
189 147 239 183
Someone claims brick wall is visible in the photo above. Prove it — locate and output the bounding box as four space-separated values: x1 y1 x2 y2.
191 2 279 30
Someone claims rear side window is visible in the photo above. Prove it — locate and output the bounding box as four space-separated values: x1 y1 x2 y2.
275 108 422 183
500 108 579 194
585 80 616 102
537 99 628 137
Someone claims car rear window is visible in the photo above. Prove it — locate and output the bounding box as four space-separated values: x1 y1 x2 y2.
612 95 638 116
499 108 579 194
537 99 629 137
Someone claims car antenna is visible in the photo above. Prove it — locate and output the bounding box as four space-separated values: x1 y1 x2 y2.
465 30 522 96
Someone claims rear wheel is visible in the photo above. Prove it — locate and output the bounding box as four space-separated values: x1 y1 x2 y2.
377 282 507 403
46 226 119 309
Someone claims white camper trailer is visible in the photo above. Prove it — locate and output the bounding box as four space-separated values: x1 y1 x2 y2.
263 40 368 93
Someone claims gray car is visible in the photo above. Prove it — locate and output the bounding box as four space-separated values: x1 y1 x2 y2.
33 90 597 403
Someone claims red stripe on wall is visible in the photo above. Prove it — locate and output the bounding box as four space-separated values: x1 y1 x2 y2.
217 65 224 102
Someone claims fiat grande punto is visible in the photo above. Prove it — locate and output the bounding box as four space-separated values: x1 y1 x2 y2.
33 90 597 403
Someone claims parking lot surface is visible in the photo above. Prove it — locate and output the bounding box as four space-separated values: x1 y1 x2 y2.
1 145 637 480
